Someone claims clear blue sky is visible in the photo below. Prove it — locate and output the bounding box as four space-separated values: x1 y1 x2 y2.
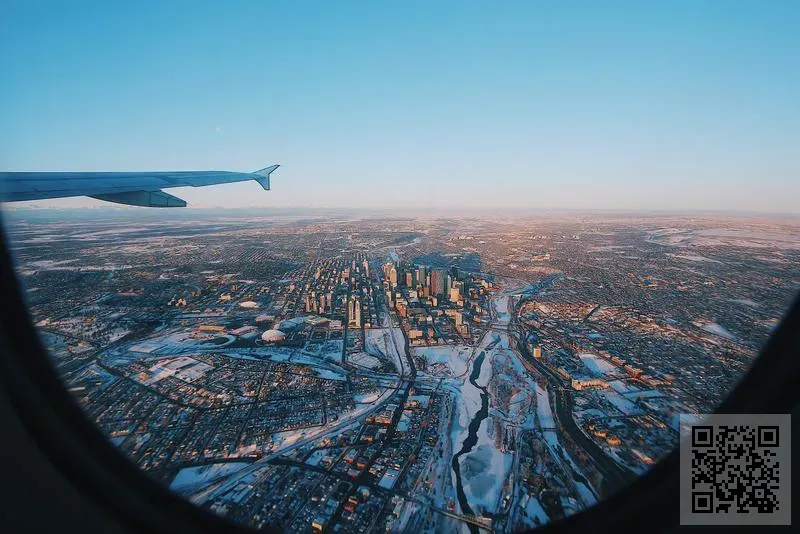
2 1 798 212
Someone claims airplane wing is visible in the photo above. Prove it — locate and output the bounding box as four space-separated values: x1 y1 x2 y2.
0 165 279 207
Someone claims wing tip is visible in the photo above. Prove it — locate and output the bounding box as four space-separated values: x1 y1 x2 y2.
252 164 280 190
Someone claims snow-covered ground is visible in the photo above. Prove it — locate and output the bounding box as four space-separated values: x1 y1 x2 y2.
314 368 347 381
169 462 251 494
621 388 664 400
451 380 483 448
348 351 382 369
142 356 213 385
535 385 555 430
578 353 621 378
286 353 348 380
414 345 471 377
600 390 641 416
667 253 722 263
459 427 512 516
494 294 511 322
700 322 736 340
649 227 800 249
301 340 344 363
130 331 235 355
535 384 598 508
354 390 383 404
609 379 639 395
521 493 550 527
364 328 406 375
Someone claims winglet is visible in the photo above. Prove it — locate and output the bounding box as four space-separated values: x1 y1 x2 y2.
252 164 280 190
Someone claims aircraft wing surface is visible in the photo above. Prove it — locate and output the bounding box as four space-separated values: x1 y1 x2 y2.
0 165 279 207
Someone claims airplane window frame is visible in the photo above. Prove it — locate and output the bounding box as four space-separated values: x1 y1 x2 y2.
0 216 797 534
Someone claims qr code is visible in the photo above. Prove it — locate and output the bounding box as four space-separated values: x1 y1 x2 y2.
680 414 791 526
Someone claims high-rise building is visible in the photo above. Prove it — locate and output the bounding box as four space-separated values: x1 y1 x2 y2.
416 266 426 289
405 272 413 288
449 286 461 303
533 346 542 358
431 269 445 297
354 299 362 327
389 265 398 288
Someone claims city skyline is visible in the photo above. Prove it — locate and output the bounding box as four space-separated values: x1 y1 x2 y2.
3 1 799 213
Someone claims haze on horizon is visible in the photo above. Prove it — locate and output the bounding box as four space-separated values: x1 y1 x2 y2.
2 1 799 213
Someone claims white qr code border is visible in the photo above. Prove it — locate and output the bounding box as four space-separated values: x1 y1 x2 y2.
679 413 791 526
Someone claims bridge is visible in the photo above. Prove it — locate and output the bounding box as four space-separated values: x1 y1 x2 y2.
407 496 494 531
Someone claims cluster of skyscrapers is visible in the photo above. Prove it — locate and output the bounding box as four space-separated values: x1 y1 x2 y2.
383 263 464 305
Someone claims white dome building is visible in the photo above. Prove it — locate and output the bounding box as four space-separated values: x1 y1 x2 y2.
238 301 259 309
261 329 286 343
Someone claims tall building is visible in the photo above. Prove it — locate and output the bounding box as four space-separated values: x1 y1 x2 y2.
349 297 356 322
449 286 461 303
431 269 445 297
416 266 426 289
389 265 398 288
354 299 362 327
405 272 413 288
533 346 542 359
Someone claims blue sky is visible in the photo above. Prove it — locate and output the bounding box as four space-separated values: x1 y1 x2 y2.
2 1 798 212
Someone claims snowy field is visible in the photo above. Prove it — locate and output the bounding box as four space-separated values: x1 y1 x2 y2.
700 322 736 340
666 253 722 263
130 331 236 355
578 353 622 378
142 356 213 385
648 227 800 249
313 369 346 381
492 347 538 424
169 462 251 494
609 379 639 395
600 390 642 416
414 345 471 377
222 346 296 362
286 353 348 380
364 328 406 375
300 339 343 363
348 351 382 369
